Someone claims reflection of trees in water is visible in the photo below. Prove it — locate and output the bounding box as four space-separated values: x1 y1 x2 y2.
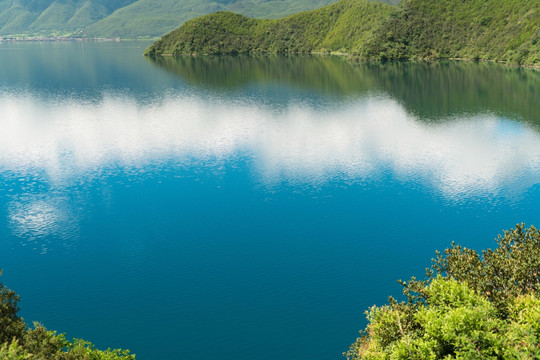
148 54 374 94
148 55 540 126
369 61 540 126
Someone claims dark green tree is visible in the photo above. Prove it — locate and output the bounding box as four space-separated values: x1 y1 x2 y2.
430 223 540 313
0 270 26 344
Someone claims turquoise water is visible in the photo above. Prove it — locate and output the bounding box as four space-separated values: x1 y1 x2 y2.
0 41 539 360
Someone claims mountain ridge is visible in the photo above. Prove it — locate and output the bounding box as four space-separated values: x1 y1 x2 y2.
0 0 347 38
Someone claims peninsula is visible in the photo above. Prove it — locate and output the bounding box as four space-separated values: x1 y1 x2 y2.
145 0 539 66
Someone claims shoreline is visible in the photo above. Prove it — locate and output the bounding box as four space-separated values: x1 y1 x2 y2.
0 37 159 42
148 51 540 69
0 37 119 42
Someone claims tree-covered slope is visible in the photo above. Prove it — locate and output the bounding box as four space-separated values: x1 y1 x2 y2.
361 0 539 65
145 0 539 66
145 0 395 56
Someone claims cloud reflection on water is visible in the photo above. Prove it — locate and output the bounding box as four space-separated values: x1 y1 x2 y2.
0 92 539 201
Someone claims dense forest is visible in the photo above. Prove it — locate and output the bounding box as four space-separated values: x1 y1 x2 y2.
144 0 394 56
361 0 539 65
145 0 539 66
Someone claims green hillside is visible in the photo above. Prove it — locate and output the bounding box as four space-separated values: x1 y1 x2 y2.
145 0 540 66
0 0 136 36
145 0 394 56
84 0 340 38
361 0 539 65
0 0 341 38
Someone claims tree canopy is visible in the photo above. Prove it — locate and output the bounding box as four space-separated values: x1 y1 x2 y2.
347 224 540 359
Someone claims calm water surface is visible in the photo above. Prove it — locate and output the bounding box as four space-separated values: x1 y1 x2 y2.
0 41 539 360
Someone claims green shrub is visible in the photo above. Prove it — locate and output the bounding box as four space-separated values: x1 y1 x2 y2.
0 270 26 345
347 224 540 359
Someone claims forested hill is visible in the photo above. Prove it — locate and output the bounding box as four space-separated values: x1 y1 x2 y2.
144 0 395 56
145 0 539 66
362 0 539 65
0 0 343 38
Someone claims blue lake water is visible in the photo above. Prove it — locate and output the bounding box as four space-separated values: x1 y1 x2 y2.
0 41 539 359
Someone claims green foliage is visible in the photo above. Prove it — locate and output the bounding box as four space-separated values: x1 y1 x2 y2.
66 339 136 360
84 0 342 38
347 224 540 359
22 324 70 360
145 0 394 56
0 270 26 344
0 272 135 359
359 0 540 65
1 327 136 360
430 224 540 313
146 0 540 66
0 340 31 360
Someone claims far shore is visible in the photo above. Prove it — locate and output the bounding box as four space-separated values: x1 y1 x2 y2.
0 37 158 42
150 51 540 70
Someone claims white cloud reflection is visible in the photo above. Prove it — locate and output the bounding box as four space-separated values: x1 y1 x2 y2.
0 92 539 200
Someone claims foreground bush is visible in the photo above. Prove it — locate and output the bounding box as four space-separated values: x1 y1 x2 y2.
347 224 540 359
0 271 134 360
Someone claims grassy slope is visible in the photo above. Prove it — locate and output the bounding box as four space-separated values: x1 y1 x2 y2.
0 0 138 36
84 0 227 38
83 0 339 38
146 0 539 66
0 0 42 34
65 2 111 30
0 0 341 38
145 0 394 55
28 1 80 32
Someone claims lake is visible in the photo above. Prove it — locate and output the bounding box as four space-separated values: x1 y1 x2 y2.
0 41 539 360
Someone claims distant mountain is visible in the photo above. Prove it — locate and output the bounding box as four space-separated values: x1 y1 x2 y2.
85 0 353 38
0 0 349 38
0 0 136 36
145 0 539 66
